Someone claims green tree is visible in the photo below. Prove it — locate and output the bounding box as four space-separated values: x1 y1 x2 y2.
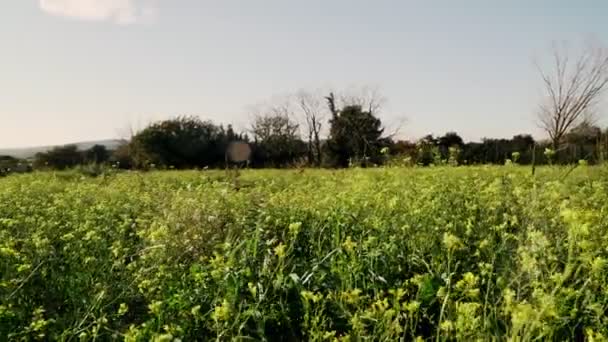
250 113 306 167
130 116 230 169
563 122 603 163
438 132 464 162
324 93 386 167
33 145 82 170
416 134 440 166
83 145 110 164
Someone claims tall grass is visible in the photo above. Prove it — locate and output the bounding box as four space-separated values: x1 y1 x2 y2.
1 166 608 340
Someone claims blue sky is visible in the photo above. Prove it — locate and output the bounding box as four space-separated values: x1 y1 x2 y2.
1 0 607 148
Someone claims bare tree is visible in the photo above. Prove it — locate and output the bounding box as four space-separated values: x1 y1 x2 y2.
249 100 304 167
248 96 299 141
536 40 608 148
251 114 299 142
338 85 386 116
296 90 325 166
332 85 407 140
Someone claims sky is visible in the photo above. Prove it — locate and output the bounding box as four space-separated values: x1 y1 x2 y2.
1 0 607 148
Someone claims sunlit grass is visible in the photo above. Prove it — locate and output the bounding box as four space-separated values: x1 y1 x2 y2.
1 165 607 340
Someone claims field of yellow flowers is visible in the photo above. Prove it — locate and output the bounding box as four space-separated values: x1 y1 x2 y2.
1 166 608 341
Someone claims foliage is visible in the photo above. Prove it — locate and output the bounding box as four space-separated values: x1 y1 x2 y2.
460 135 536 165
0 156 31 176
438 132 464 164
325 104 386 167
2 166 608 340
33 145 113 171
129 116 244 169
250 114 307 167
33 145 83 170
83 145 110 164
22 116 608 171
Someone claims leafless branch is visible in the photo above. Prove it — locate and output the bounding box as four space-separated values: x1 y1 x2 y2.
536 39 608 148
336 85 387 116
296 89 326 166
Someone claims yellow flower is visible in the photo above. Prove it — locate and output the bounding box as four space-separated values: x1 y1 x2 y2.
288 222 302 236
274 243 287 259
342 236 357 253
301 290 322 303
341 288 362 304
322 331 336 340
591 257 606 276
118 303 129 316
0 247 18 257
248 282 257 297
148 301 163 316
453 272 480 299
478 238 489 249
510 303 536 331
372 298 389 314
440 320 454 332
152 333 173 342
405 301 420 313
212 299 231 322
388 288 405 300
350 314 365 331
443 232 462 251
190 305 201 317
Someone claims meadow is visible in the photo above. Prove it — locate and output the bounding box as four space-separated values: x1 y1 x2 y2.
1 166 608 341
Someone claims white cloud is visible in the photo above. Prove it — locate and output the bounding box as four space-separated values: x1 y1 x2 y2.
39 0 157 24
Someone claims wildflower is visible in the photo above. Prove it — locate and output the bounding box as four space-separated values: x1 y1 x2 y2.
350 314 365 331
0 247 17 257
510 303 536 332
372 298 389 314
455 302 481 333
248 282 257 297
443 232 462 251
405 301 420 313
586 329 606 342
190 305 201 317
478 238 489 250
301 290 322 303
288 222 302 236
341 288 362 304
456 272 478 289
342 236 357 253
502 288 515 311
436 286 447 298
440 320 454 332
118 303 129 316
17 264 31 273
322 331 336 340
388 288 405 300
148 301 163 316
591 257 606 276
274 243 286 259
212 299 231 322
153 333 173 342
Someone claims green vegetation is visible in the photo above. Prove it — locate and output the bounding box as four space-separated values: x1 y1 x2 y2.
2 166 608 340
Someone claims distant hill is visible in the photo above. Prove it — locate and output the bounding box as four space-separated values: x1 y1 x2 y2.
0 139 126 159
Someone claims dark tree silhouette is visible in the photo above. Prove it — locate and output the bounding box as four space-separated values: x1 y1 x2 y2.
325 93 386 167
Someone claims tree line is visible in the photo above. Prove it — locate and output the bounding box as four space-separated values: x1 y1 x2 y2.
14 99 608 172
2 39 608 173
